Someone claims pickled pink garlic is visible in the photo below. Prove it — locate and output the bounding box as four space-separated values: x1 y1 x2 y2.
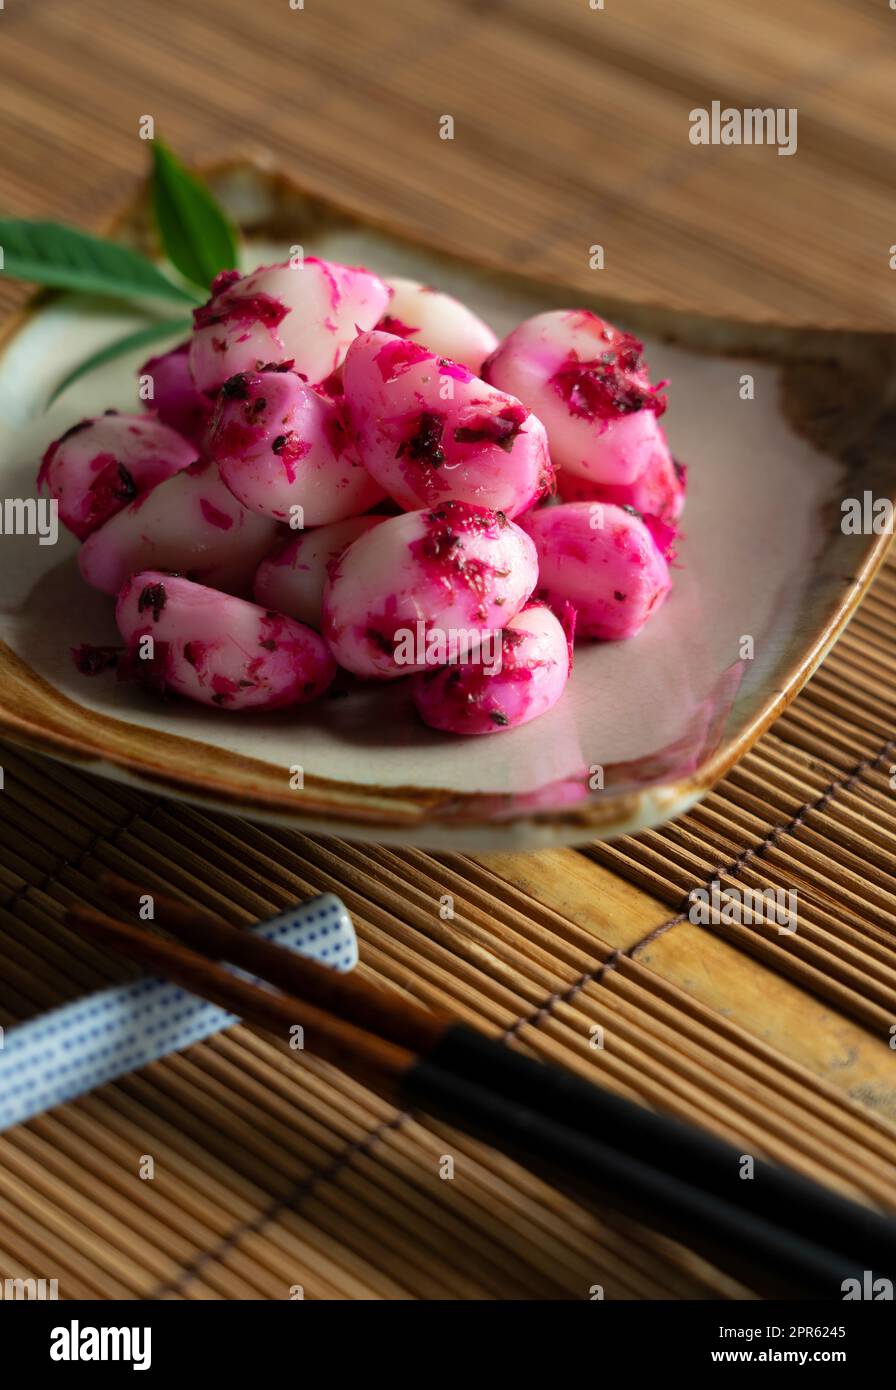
520 501 671 639
37 413 195 540
484 309 668 486
557 437 686 524
79 456 277 597
341 330 553 518
116 572 335 710
322 501 538 679
377 277 498 374
188 259 390 396
139 342 213 449
411 602 572 736
254 515 386 630
206 368 384 525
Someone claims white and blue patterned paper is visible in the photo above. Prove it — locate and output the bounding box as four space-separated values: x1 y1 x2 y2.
0 893 357 1133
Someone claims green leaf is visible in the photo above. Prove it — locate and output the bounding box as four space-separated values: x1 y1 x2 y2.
151 140 239 291
0 220 201 304
46 317 192 406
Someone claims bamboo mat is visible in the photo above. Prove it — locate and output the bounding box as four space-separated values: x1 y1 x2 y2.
1 0 896 1300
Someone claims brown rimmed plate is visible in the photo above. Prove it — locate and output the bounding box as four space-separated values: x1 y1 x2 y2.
0 158 893 850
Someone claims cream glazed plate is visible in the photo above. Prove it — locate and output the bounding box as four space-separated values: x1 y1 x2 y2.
0 160 893 851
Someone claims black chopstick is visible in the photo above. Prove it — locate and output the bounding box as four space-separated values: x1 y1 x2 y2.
425 1023 896 1283
404 1058 876 1298
82 888 896 1296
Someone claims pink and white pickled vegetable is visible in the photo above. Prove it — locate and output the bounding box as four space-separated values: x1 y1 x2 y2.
322 501 538 679
556 437 686 523
139 342 213 449
520 501 671 639
79 456 277 597
116 571 335 710
342 331 552 518
378 277 498 374
38 413 195 540
49 250 690 738
484 309 668 486
411 602 572 735
254 515 386 629
189 259 390 396
206 367 383 525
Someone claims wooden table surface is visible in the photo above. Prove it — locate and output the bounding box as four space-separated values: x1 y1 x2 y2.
1 0 895 1303
1 0 895 329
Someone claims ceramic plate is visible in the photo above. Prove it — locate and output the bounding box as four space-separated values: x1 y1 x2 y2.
0 160 893 850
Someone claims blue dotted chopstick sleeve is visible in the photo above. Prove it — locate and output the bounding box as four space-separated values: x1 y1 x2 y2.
0 893 357 1133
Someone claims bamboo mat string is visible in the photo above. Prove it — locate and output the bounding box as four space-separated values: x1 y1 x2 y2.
0 752 840 1298
1 631 894 1301
2 0 896 1299
537 731 896 1035
128 721 895 1292
146 1109 410 1300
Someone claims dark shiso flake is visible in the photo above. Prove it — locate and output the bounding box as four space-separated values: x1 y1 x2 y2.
396 411 445 469
71 644 121 676
219 373 251 401
137 581 167 623
112 463 137 501
453 405 525 454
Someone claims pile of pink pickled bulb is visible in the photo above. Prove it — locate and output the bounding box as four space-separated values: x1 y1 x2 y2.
41 259 685 736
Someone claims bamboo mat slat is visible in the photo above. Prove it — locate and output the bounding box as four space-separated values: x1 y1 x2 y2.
1 538 895 1298
2 0 896 1299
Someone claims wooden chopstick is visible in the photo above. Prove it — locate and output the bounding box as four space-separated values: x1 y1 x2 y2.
66 905 412 1095
66 891 896 1298
62 902 867 1297
99 874 896 1283
101 871 452 1053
